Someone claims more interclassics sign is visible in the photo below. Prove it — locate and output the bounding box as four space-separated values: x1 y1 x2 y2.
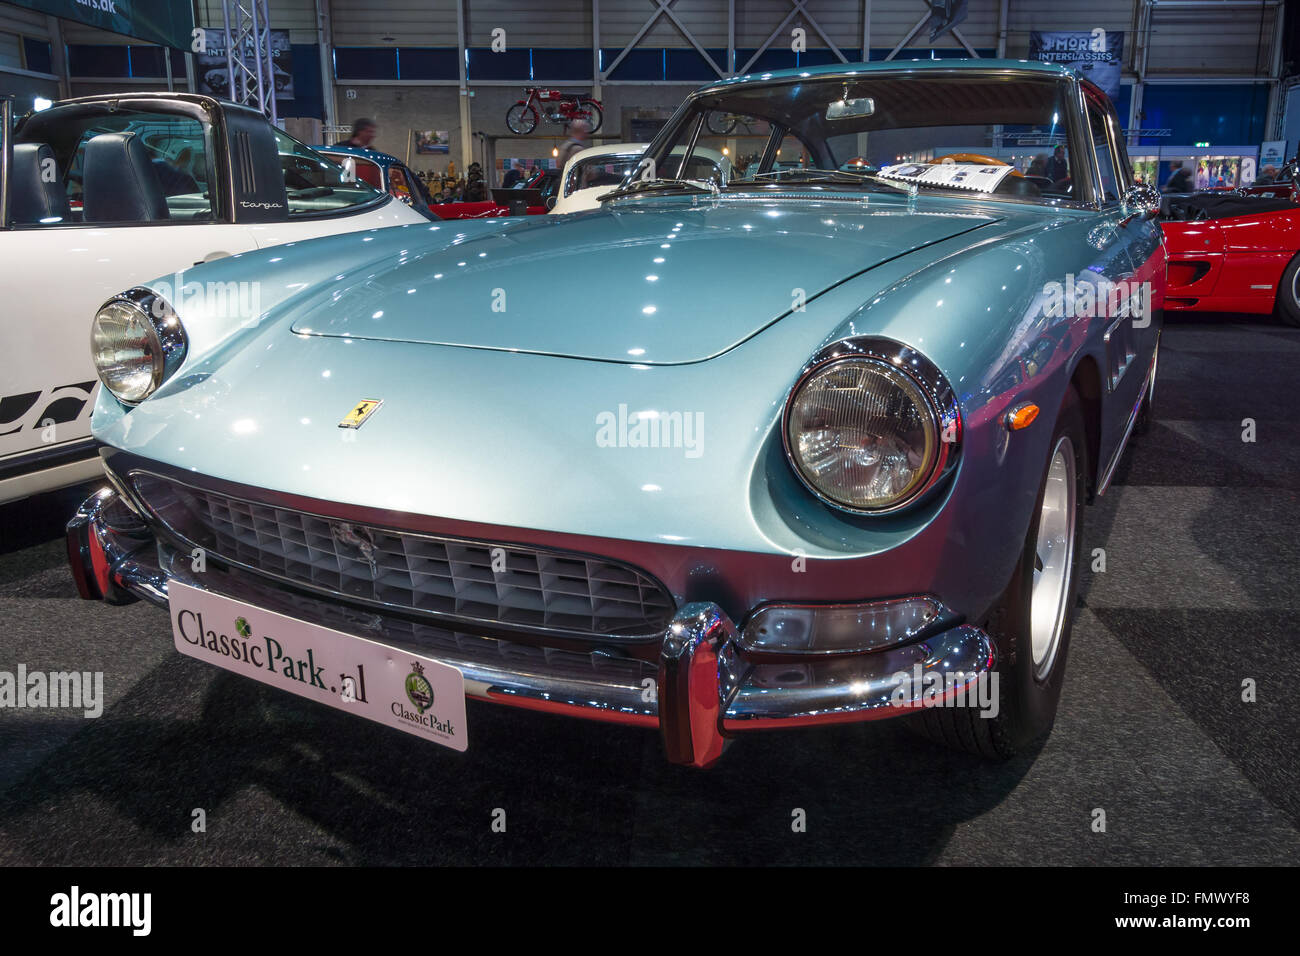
1028 29 1125 100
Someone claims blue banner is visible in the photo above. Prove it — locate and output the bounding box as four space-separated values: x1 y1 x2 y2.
9 0 195 51
1028 29 1124 100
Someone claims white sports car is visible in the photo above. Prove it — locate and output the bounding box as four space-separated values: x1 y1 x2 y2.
551 143 731 214
0 93 427 504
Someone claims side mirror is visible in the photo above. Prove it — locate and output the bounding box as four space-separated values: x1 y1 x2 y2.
1119 182 1160 225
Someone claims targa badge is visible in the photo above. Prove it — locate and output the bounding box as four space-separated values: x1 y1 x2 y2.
405 661 435 714
338 399 383 429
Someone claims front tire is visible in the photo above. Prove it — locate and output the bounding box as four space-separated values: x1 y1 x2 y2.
1276 253 1300 327
911 387 1087 758
506 103 538 135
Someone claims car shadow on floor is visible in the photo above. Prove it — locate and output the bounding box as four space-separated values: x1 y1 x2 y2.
0 649 1040 866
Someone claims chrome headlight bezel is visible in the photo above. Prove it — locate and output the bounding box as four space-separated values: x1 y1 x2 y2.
781 336 962 516
91 287 187 406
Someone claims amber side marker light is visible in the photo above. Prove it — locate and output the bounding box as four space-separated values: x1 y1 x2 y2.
1005 402 1040 431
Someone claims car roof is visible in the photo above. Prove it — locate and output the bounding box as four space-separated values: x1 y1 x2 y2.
37 91 263 119
317 144 404 167
701 57 1081 91
568 142 649 163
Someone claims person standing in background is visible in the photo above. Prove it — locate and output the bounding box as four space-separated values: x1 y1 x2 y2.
1164 161 1193 193
342 118 377 149
558 120 591 170
1046 144 1069 182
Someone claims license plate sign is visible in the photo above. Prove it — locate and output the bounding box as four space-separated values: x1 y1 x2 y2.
168 581 467 751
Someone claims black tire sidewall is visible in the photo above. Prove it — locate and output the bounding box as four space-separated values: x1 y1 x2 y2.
992 387 1088 751
1278 254 1300 326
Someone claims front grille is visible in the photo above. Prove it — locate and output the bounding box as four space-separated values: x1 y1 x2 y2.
130 472 676 639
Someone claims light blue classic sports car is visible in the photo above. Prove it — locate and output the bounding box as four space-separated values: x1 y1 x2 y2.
69 60 1165 767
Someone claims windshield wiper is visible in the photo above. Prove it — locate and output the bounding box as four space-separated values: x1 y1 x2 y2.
601 178 719 201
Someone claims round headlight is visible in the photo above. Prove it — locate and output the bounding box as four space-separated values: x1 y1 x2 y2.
784 343 958 514
91 290 186 404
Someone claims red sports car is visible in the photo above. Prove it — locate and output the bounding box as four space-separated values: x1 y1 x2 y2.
1161 191 1300 326
431 168 561 220
1239 161 1298 202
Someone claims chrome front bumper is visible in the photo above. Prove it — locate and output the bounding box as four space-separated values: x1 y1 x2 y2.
68 487 997 767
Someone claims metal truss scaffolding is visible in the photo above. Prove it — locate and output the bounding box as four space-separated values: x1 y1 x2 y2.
221 0 278 123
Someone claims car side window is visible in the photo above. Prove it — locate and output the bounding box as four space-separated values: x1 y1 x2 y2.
387 166 413 204
657 108 770 180
774 132 810 171
538 171 561 202
16 111 214 226
332 154 384 191
1107 112 1134 192
1087 99 1122 203
407 169 434 207
354 159 383 190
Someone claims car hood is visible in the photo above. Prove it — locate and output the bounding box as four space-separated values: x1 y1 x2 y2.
289 199 1002 364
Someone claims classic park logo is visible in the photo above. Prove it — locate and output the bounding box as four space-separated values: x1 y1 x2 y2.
393 661 457 738
405 661 435 714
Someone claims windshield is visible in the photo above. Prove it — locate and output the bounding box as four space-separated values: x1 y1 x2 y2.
566 153 644 196
273 130 386 214
637 71 1085 205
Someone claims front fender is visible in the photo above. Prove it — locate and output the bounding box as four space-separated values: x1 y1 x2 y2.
799 213 1145 609
89 217 513 431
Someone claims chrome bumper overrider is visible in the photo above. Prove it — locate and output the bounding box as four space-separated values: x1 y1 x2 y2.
68 487 997 767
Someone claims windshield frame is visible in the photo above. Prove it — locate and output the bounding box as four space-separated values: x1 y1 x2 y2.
271 129 393 219
631 66 1102 209
565 150 646 197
